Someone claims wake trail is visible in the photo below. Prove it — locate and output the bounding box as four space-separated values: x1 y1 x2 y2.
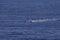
28 18 60 23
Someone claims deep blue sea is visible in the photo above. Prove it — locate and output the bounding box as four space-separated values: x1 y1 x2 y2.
0 0 60 40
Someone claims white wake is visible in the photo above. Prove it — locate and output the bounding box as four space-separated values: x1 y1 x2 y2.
28 18 60 23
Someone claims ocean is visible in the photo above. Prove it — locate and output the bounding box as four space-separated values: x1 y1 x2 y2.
0 0 60 40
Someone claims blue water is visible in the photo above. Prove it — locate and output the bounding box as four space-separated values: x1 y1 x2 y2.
0 0 60 40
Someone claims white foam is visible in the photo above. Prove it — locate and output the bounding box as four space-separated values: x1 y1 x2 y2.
30 18 60 23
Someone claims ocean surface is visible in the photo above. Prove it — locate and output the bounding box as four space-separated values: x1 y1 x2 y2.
0 0 60 40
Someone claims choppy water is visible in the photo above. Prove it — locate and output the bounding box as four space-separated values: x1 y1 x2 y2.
0 0 60 40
